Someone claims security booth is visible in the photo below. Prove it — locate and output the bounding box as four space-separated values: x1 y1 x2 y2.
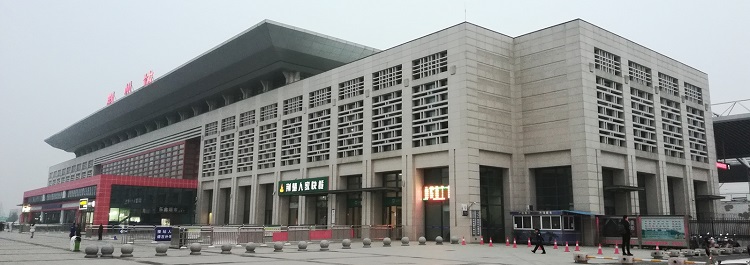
511 210 594 245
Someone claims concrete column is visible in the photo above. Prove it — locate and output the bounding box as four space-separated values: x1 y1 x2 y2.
59 210 65 224
228 179 239 224
657 161 670 214
240 87 252 100
283 71 301 84
261 80 272 92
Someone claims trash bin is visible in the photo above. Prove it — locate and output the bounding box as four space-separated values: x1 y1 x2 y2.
70 236 81 252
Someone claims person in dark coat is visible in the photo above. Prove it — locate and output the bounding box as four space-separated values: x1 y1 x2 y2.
69 223 76 238
97 224 103 240
531 228 546 254
621 215 633 256
75 224 82 242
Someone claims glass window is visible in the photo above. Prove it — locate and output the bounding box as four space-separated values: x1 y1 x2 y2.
522 216 531 229
542 216 552 229
552 216 561 229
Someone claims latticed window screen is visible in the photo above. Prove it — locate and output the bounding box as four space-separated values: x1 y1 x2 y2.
628 61 652 87
412 79 449 147
218 133 235 175
596 76 626 147
260 103 278 122
201 138 217 177
337 100 364 158
339 77 365 100
686 106 708 163
257 123 277 169
221 116 236 132
412 51 447 80
594 48 621 76
660 98 684 158
239 110 255 127
630 88 657 153
373 65 403 91
308 109 331 162
372 90 403 153
281 116 302 166
283 95 303 115
684 83 703 104
205 121 218 136
236 128 254 172
658 73 679 97
309 87 332 109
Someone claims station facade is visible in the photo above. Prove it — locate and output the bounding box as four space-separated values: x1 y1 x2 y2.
28 19 720 243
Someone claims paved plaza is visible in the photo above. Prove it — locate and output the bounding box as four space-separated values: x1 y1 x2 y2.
0 231 745 264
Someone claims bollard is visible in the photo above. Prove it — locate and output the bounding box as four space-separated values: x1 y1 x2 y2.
732 247 742 254
573 253 588 264
298 241 308 251
435 236 443 245
221 244 232 254
710 248 721 256
383 237 392 247
681 249 695 256
342 239 352 249
190 243 202 255
693 249 706 256
84 245 99 258
155 243 168 256
720 248 731 255
320 240 330 251
273 242 284 252
450 236 459 244
401 237 410 246
418 236 426 245
120 244 134 258
668 249 681 257
244 242 256 254
363 238 371 248
651 250 665 259
100 244 114 258
619 255 634 264
667 257 686 265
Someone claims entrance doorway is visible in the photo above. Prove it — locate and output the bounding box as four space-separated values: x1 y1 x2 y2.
480 166 504 243
383 172 402 226
423 167 450 240
345 175 362 226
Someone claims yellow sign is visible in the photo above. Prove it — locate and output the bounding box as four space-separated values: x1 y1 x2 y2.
79 198 89 210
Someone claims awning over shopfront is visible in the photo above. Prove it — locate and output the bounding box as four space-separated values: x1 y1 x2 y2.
695 194 725 200
603 185 644 192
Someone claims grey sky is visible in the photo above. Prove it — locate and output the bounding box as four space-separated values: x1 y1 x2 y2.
1 0 748 211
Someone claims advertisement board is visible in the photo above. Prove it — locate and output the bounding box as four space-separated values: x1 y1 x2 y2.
640 216 687 247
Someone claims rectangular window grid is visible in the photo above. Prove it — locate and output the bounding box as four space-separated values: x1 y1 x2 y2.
660 98 684 158
372 90 403 153
260 103 278 122
596 76 626 147
628 61 652 87
337 100 364 158
309 87 331 109
412 51 447 80
236 128 255 172
594 48 621 76
281 116 302 166
308 109 331 162
630 88 657 153
338 77 365 100
217 133 235 175
221 116 236 132
205 121 218 136
201 138 217 177
239 110 255 127
684 82 703 104
102 144 190 179
283 95 303 115
257 123 277 169
686 106 708 163
658 73 679 97
373 65 403 91
412 79 449 147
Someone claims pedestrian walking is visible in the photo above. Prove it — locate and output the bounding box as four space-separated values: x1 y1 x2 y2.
97 224 103 240
29 224 36 238
620 215 633 256
69 223 76 238
531 229 546 254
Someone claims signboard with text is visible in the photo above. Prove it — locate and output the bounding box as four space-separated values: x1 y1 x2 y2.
154 227 172 241
422 186 449 201
640 216 687 246
278 177 328 196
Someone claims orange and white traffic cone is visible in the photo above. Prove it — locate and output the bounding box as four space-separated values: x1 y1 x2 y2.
512 238 517 248
505 237 510 247
564 242 570 252
461 236 466 245
489 238 493 247
655 244 660 251
614 244 620 254
553 240 558 249
480 236 484 245
527 238 532 248
597 244 603 255
574 241 580 251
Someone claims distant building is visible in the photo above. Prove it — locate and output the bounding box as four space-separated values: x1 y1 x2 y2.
24 19 720 243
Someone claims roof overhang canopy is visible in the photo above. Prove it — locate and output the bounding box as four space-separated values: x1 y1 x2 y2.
713 113 750 160
46 20 378 153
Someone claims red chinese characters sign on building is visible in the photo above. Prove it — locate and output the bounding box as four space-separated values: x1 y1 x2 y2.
106 71 155 105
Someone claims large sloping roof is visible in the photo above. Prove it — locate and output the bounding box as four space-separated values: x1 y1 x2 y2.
46 20 378 152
